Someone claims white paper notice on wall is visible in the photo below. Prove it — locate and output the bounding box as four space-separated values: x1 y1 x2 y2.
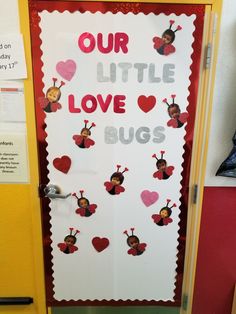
0 34 27 80
0 133 29 183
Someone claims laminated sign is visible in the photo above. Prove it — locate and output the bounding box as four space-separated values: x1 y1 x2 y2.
30 1 204 304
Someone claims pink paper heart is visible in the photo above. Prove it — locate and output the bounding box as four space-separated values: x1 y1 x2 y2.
141 190 159 207
56 59 77 81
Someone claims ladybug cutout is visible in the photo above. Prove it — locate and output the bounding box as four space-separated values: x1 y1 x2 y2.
163 95 189 128
104 165 128 195
153 20 182 56
152 151 174 180
72 190 97 217
73 120 96 149
152 199 176 226
57 228 79 254
38 77 65 113
123 228 147 256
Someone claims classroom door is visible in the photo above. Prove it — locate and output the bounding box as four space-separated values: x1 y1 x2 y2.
29 0 205 308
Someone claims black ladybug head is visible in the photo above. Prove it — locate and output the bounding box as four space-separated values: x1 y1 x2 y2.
159 199 176 218
80 120 96 136
72 190 90 208
152 151 167 169
162 20 182 44
110 165 128 185
124 228 140 248
64 228 80 245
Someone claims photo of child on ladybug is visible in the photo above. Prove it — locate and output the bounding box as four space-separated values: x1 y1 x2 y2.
163 95 189 128
123 228 147 256
152 151 174 180
57 228 79 254
104 165 128 195
153 20 182 56
73 120 96 149
152 200 176 226
72 190 97 217
39 77 65 113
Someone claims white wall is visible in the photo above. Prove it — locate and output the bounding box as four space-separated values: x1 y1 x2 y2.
205 0 236 186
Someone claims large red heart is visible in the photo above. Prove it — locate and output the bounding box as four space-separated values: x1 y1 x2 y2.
137 95 156 113
53 155 71 174
92 237 110 252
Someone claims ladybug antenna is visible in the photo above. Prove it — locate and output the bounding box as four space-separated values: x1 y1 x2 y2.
174 25 182 33
73 229 80 237
84 120 89 128
169 20 175 29
79 190 84 198
89 122 96 130
122 167 129 174
162 98 170 107
160 150 165 159
170 203 177 209
130 227 135 235
152 153 158 161
52 77 57 87
116 165 121 172
166 199 171 206
72 192 79 200
69 227 74 235
123 230 129 237
171 94 176 104
59 81 65 89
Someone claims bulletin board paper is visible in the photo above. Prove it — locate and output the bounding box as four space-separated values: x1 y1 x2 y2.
30 1 205 304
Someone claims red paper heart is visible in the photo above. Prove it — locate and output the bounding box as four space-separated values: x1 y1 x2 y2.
92 237 110 252
53 155 71 174
138 95 156 113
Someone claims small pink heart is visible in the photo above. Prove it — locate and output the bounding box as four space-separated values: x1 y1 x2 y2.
141 190 159 207
92 237 110 252
56 59 77 81
138 95 156 113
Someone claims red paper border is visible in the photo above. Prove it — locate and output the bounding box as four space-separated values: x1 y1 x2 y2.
29 0 205 307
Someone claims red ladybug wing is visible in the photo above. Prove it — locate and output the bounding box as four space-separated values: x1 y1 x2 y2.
84 138 95 148
115 185 125 194
153 170 163 180
153 36 164 49
38 96 48 109
76 207 86 216
163 217 173 225
69 245 78 253
104 181 113 192
152 214 162 224
138 243 147 252
167 118 178 128
165 166 175 176
89 204 97 213
128 248 137 256
51 102 62 112
179 112 189 124
58 243 67 252
164 44 176 56
73 135 83 146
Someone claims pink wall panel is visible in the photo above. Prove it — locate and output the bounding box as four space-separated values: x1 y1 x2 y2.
192 187 236 314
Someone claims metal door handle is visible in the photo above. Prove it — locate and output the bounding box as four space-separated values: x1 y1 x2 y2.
0 297 33 305
44 185 71 199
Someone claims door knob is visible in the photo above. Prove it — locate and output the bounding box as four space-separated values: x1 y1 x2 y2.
44 185 71 199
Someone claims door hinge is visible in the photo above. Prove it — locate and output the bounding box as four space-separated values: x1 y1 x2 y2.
182 294 188 311
193 184 198 204
205 43 212 69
